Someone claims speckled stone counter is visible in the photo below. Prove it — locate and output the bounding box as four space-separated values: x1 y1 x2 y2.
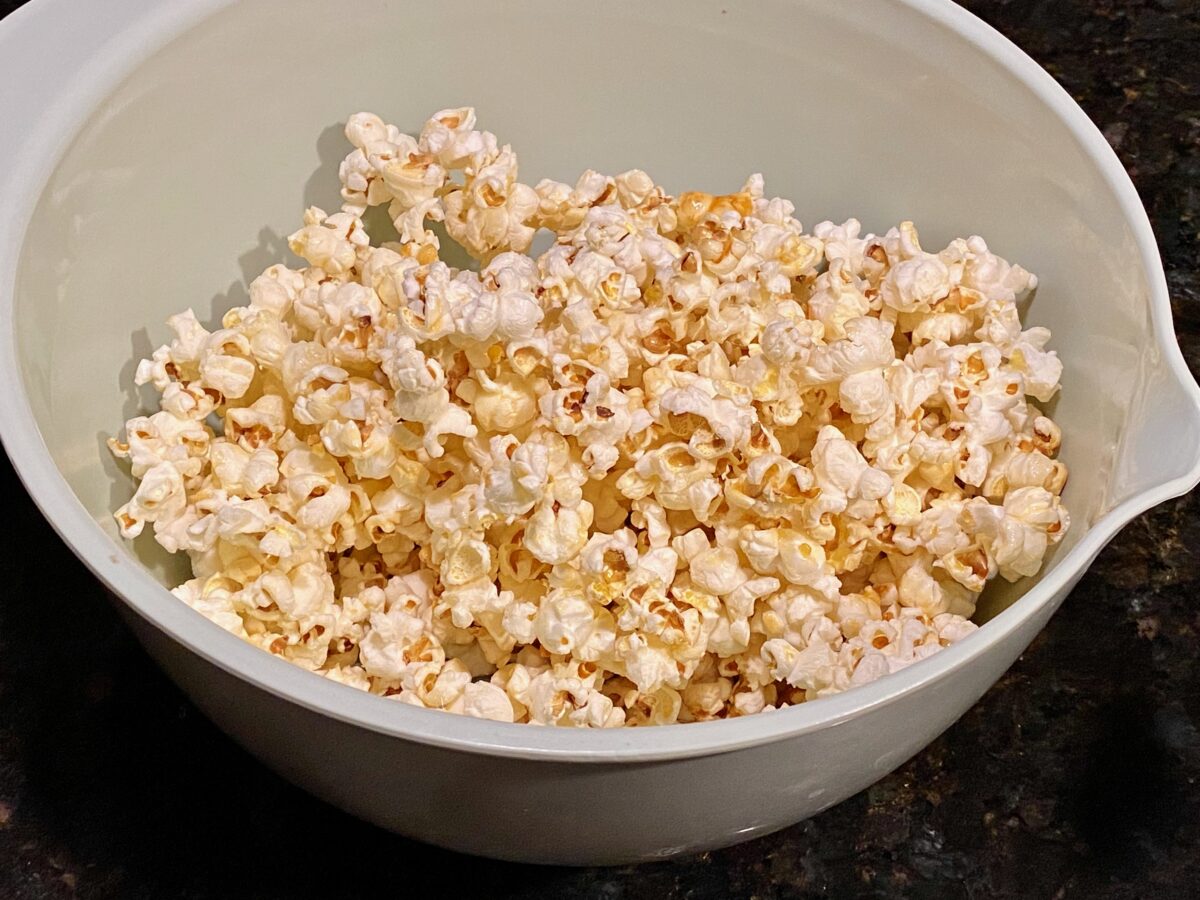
1 1 1197 897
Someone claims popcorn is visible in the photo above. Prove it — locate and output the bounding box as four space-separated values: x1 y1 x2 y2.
115 461 188 538
442 145 538 262
111 107 1069 727
523 499 595 565
287 207 368 276
454 681 516 722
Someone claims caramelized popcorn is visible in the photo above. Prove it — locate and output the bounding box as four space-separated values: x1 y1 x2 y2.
111 108 1069 726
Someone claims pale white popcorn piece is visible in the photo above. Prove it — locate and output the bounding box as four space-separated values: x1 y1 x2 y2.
111 105 1068 727
172 577 247 637
443 145 538 262
453 681 516 722
115 461 188 538
1008 328 1064 403
523 499 595 566
288 207 368 275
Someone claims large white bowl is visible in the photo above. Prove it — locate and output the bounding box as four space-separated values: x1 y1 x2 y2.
2 0 1198 866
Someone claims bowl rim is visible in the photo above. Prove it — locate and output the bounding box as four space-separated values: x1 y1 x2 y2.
1 0 1198 764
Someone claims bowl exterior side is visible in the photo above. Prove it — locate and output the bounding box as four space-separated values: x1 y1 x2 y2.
120 569 1077 865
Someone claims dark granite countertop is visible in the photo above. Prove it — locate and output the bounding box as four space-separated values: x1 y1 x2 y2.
2 1 1198 897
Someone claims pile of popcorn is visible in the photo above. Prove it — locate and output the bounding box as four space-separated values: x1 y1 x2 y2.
111 108 1069 727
